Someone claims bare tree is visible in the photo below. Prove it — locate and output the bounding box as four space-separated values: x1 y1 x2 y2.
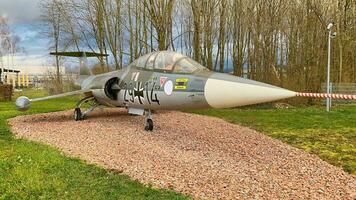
40 0 356 96
142 0 175 51
102 0 123 69
41 0 64 84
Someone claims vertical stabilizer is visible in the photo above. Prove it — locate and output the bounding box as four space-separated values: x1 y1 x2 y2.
79 52 91 76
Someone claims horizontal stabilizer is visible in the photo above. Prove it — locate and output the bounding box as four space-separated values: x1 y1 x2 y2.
50 52 109 57
49 51 109 76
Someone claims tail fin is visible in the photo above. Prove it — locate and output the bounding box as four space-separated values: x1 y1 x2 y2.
49 51 109 76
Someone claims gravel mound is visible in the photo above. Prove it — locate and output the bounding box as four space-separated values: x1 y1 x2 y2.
8 109 356 199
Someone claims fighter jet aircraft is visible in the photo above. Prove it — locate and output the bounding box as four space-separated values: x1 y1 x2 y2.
15 51 355 131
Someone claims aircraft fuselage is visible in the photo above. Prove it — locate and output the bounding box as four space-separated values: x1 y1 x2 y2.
82 66 295 111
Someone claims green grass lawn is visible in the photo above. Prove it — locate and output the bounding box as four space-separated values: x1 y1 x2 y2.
1 89 355 199
189 105 356 175
0 89 189 200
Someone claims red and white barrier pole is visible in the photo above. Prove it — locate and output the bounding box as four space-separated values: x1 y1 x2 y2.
296 92 356 100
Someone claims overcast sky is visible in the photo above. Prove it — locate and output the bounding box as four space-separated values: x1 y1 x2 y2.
0 0 50 68
0 0 41 23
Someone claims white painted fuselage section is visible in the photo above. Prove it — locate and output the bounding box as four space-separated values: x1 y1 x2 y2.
204 78 296 108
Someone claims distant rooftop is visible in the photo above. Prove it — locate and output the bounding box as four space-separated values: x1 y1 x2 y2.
0 68 20 73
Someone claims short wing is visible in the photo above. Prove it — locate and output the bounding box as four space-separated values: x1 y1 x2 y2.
30 89 92 102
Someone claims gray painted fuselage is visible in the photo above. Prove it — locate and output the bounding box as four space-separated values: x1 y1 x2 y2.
81 65 296 111
82 67 212 110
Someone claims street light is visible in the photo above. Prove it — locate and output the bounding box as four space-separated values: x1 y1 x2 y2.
0 36 13 85
326 22 336 112
0 35 4 84
7 37 15 88
4 37 13 84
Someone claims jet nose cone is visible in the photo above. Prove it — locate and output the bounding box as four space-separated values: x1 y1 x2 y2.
15 96 31 111
204 74 296 108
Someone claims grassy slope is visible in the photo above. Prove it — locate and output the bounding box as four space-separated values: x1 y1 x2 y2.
0 90 188 200
189 105 356 175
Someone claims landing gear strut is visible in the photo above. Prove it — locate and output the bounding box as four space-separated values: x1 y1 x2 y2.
144 109 153 131
74 96 99 121
74 108 82 121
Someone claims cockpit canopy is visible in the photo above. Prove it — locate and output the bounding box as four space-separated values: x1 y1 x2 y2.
130 51 208 74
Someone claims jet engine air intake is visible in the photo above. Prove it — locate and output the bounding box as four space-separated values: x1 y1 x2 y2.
104 77 120 100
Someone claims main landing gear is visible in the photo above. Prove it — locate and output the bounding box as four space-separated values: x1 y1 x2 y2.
144 109 154 131
74 107 83 121
74 96 99 121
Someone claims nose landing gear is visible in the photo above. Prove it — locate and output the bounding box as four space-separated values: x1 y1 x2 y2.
144 109 154 131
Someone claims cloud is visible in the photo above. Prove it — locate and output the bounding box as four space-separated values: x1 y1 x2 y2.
0 0 42 24
0 1 62 71
10 23 49 55
0 0 49 64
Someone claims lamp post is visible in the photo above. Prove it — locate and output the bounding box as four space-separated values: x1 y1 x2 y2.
8 37 14 87
326 22 336 112
0 35 3 84
5 37 12 84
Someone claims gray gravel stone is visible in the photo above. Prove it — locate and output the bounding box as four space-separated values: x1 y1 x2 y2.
8 109 356 199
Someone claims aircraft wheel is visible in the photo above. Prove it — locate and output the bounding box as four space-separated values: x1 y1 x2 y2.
145 119 153 131
74 108 83 121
